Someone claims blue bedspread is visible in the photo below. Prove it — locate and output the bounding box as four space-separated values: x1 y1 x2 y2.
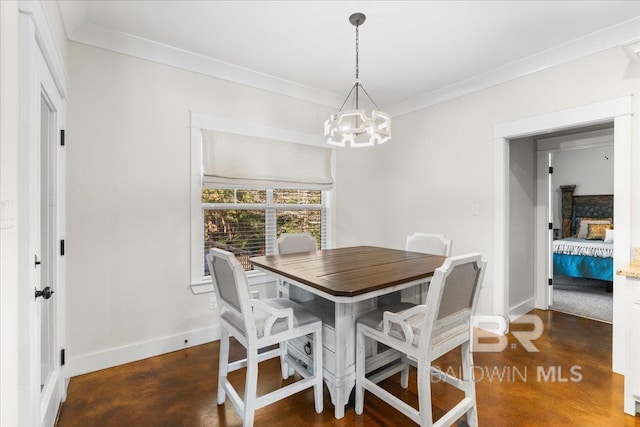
553 253 613 281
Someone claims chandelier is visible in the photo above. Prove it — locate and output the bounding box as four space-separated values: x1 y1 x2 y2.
324 13 391 148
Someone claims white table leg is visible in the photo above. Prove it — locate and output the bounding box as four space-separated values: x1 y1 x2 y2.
331 299 375 418
332 301 351 418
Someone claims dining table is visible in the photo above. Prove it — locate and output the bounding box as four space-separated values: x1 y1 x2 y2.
249 246 445 419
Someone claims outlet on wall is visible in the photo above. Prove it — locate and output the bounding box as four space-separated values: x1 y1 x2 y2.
209 296 217 310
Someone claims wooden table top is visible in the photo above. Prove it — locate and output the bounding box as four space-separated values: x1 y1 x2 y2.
250 246 445 298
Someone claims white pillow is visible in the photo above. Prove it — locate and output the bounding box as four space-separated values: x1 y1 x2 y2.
604 228 614 243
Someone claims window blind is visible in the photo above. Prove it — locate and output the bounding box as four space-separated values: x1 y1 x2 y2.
202 130 334 190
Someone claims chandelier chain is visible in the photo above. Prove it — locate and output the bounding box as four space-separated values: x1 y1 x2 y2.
355 25 359 80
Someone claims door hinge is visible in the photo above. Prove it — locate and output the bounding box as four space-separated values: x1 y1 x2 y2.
548 166 553 174
60 129 65 146
60 239 65 256
548 278 553 287
548 222 553 230
60 349 65 366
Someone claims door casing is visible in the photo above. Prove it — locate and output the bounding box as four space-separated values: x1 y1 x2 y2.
18 2 67 425
493 96 632 374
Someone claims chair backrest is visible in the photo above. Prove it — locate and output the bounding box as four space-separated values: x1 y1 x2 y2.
277 233 318 255
206 248 257 337
419 253 485 353
405 232 452 257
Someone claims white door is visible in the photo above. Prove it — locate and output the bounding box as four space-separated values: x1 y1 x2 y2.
37 91 63 427
21 11 65 426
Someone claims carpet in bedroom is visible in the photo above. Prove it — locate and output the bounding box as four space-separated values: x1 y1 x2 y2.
551 275 613 323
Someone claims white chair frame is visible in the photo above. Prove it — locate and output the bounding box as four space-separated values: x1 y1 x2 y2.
401 232 453 304
355 254 486 427
276 232 318 255
275 232 318 300
207 249 324 426
275 232 319 379
405 232 452 257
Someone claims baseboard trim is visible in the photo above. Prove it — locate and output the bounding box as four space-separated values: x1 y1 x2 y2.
473 314 509 335
65 298 535 378
509 297 536 320
66 325 221 378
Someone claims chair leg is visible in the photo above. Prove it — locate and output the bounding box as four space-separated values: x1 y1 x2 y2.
400 354 409 389
243 351 259 427
417 359 433 427
355 327 365 415
312 328 324 413
280 342 290 379
217 329 230 405
461 341 478 427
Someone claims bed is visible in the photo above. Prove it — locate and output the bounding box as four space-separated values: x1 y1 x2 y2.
553 185 613 283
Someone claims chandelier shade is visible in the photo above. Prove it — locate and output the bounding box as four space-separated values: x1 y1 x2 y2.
325 13 391 148
324 108 391 148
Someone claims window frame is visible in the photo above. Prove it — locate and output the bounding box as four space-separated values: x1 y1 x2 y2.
190 112 335 294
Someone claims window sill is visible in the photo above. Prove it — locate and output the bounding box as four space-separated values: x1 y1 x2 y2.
190 279 214 295
190 270 272 295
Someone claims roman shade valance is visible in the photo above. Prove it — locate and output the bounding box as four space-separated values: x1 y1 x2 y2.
202 130 334 190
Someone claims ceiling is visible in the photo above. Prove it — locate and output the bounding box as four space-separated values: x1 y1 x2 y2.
57 1 640 116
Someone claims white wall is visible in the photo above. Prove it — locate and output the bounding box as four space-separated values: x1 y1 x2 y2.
553 145 615 225
509 137 535 312
65 42 333 374
336 45 639 317
1 2 22 424
553 148 614 198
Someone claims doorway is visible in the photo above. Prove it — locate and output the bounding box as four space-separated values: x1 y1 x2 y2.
536 126 614 322
493 96 632 373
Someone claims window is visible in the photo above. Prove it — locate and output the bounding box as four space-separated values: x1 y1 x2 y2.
190 113 335 294
202 188 326 274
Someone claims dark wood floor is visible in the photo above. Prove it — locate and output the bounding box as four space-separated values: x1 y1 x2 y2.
56 310 640 426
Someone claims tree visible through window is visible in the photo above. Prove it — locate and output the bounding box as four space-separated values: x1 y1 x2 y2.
202 188 324 273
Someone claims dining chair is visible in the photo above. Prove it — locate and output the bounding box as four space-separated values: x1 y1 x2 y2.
355 253 486 427
401 232 453 304
275 233 318 299
277 232 318 255
207 248 324 427
406 232 452 257
275 232 319 378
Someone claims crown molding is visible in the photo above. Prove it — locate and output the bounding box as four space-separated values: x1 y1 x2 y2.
59 7 640 118
66 21 344 109
385 17 640 118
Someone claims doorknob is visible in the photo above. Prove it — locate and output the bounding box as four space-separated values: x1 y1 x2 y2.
34 254 41 267
34 286 54 300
